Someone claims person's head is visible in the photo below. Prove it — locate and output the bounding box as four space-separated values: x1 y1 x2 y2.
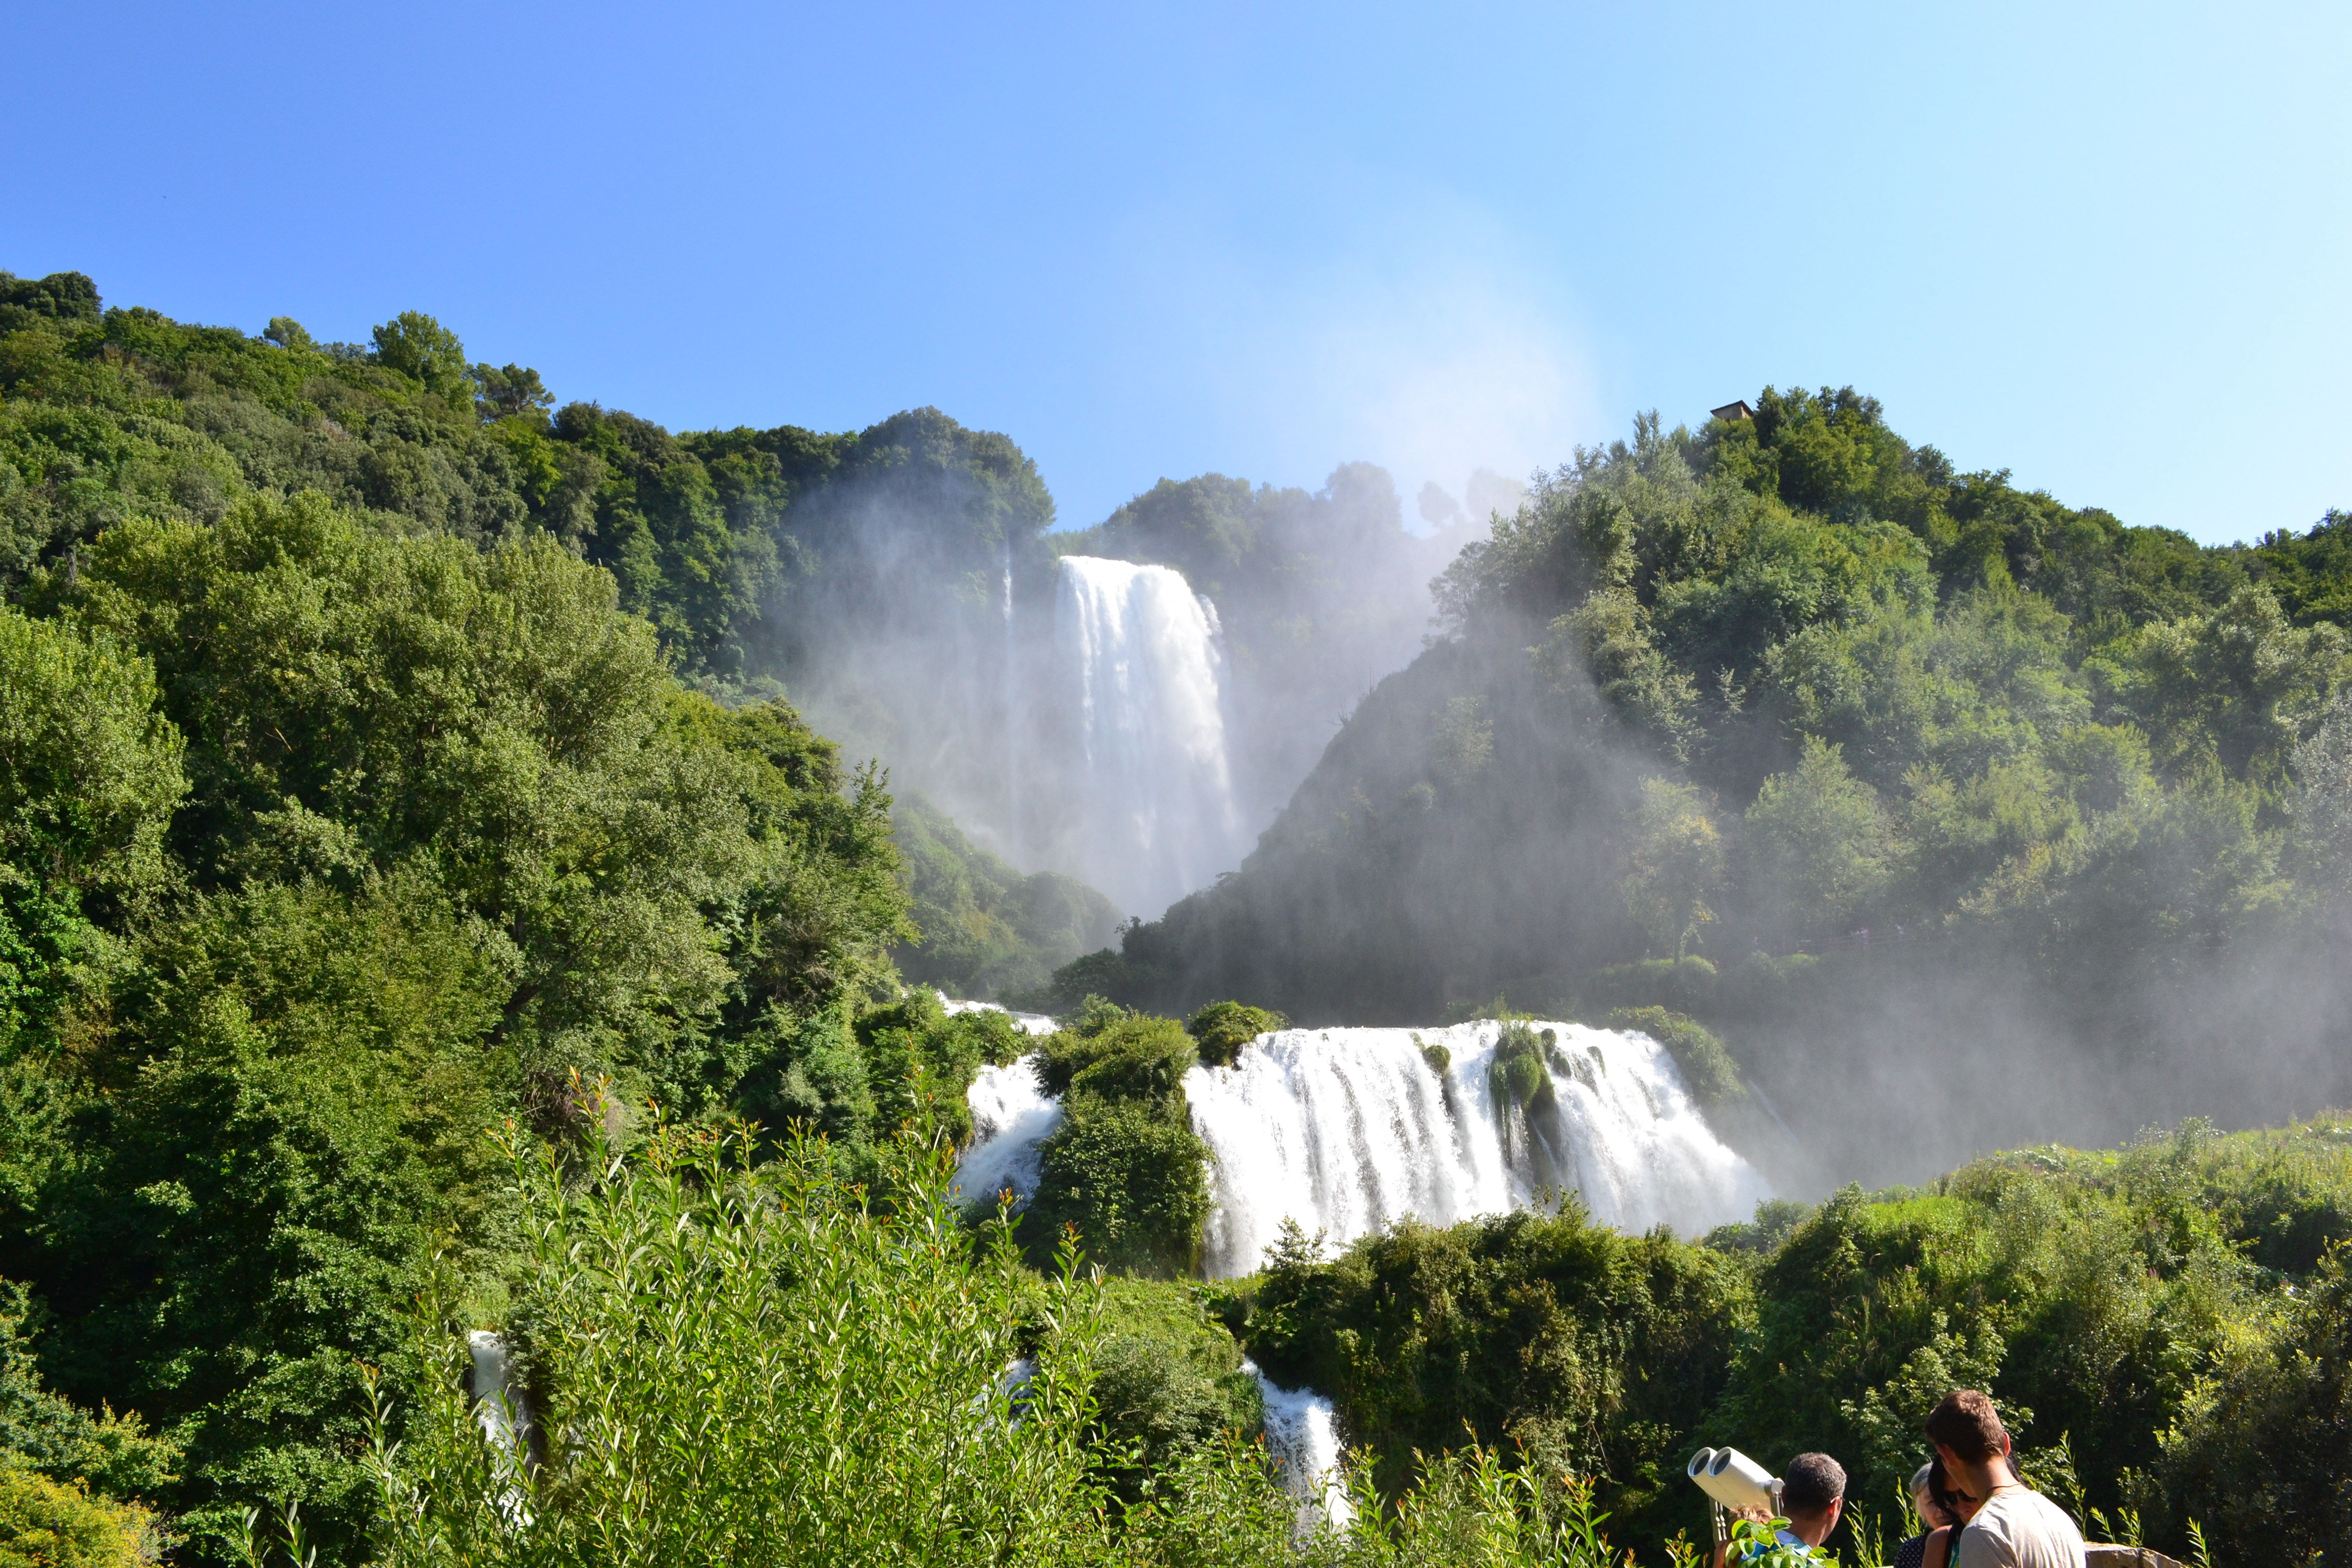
1912 1462 1952 1531
1781 1453 1846 1546
1926 1453 1992 1523
1925 1390 2015 1491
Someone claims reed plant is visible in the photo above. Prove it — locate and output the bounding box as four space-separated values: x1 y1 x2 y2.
363 1107 1115 1567
341 1100 1685 1567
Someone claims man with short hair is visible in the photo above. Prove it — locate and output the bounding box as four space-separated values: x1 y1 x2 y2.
1778 1453 1846 1551
1925 1390 2086 1568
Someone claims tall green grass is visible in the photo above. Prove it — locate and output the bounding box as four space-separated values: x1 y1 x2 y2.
334 1103 1659 1567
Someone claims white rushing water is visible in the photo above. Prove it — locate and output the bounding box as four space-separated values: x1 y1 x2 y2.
468 1329 529 1454
1190 1021 1771 1276
956 1057 1064 1209
956 1019 1771 1273
468 1329 534 1521
1249 1359 1354 1532
1053 555 1242 916
939 993 1060 1036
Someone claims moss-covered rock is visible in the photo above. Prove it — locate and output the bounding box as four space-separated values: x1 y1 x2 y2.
1487 1018 1557 1116
1184 1001 1287 1067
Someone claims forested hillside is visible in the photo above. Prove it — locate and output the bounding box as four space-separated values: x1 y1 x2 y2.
0 267 1109 987
0 270 1056 683
1058 390 2352 1177
7 269 2351 1567
0 272 1068 1559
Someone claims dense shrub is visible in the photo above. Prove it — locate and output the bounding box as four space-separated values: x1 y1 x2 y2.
359 1114 1656 1568
1073 1280 1263 1500
1704 1119 2352 1567
2157 1246 2352 1561
0 1467 150 1568
372 1117 1113 1566
1242 1204 1753 1546
1039 1013 1198 1104
1020 1007 1215 1273
1229 1114 2352 1568
1028 1100 1213 1278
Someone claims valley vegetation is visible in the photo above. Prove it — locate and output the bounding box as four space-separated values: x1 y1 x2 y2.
2 270 2348 1565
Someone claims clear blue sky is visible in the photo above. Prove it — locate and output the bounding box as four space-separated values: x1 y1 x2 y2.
8 1 2344 544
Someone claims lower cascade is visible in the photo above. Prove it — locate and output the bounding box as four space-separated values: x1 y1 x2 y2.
1247 1360 1352 1531
957 1020 1772 1278
960 1057 1063 1209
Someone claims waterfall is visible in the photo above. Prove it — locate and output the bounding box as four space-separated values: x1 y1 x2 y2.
1001 539 1021 862
468 1330 529 1454
1249 1360 1354 1532
1052 555 1242 916
957 1019 1771 1276
956 1057 1063 1210
467 1329 534 1520
1189 1022 1771 1277
938 993 1060 1037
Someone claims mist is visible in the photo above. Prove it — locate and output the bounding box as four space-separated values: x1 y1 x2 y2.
988 397 2352 1194
743 379 2352 1197
766 424 1499 922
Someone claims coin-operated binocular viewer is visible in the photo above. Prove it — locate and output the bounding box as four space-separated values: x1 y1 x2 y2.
1685 1448 1782 1550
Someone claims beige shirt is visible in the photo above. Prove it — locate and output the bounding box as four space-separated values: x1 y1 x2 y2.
1953 1485 2087 1568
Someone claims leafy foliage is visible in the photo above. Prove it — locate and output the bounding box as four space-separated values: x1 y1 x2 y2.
1242 1198 1751 1546
372 1115 1113 1566
1027 1011 1212 1277
6 278 2349 1567
892 792 1122 1001
2157 1243 2352 1561
0 278 1051 689
348 1111 1657 1568
0 278 963 1557
0 1464 151 1568
1184 1001 1287 1067
1234 1112 2352 1568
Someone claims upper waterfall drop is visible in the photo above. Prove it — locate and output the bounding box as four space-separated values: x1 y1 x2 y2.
1053 555 1244 917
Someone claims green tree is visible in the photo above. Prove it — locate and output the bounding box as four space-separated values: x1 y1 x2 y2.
60 494 767 1091
1028 1013 1211 1276
369 312 473 402
2109 585 2348 781
0 607 185 900
2158 1248 2352 1561
1744 738 1890 939
0 608 186 1057
1619 778 1725 960
471 363 551 421
0 1465 151 1568
1184 1000 1286 1067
